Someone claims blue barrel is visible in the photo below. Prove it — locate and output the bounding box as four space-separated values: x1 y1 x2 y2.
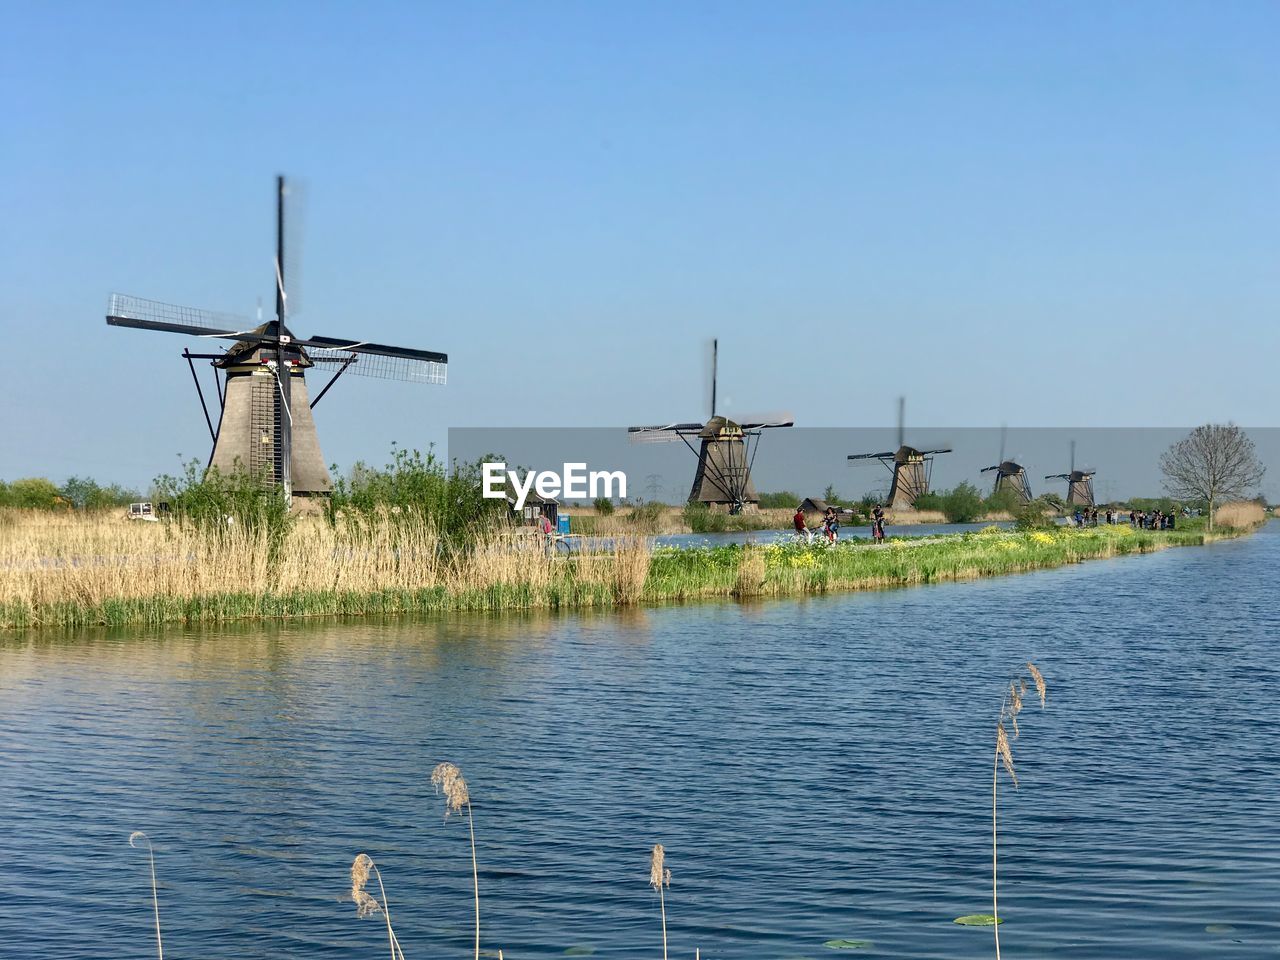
557 514 571 535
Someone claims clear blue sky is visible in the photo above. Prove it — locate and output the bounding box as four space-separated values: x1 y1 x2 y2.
1 1 1276 486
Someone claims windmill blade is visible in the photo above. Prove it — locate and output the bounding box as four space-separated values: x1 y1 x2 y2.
106 294 260 340
628 422 705 442
848 451 898 461
306 346 446 384
702 338 718 420
727 409 795 430
916 447 953 456
280 176 307 319
980 464 1000 473
301 335 446 364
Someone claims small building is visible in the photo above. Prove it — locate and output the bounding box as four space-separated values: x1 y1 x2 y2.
506 489 559 527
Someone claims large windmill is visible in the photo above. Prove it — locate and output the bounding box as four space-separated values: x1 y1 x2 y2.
847 398 951 510
105 176 447 505
1045 441 1096 507
628 339 793 514
980 426 1033 504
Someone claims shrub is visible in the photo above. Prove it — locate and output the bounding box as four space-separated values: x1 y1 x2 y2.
0 477 64 509
758 490 800 509
593 497 615 515
941 482 986 523
1014 498 1057 531
328 445 507 547
682 501 729 533
153 459 292 563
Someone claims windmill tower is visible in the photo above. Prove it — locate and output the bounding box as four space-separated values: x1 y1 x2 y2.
980 426 1033 504
629 339 793 514
847 398 951 510
106 176 448 505
1045 441 1096 507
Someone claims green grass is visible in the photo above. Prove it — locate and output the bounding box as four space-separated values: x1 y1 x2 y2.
0 524 1252 631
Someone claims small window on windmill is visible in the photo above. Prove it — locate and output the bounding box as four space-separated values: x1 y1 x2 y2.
260 427 270 444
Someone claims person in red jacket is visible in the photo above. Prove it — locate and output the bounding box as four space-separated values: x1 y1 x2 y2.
793 506 811 543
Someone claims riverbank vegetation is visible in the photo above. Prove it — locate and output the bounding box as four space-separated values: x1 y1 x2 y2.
1 506 1261 630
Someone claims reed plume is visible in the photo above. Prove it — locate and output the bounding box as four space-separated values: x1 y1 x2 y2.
649 844 672 960
350 853 405 960
128 831 163 960
433 761 480 960
990 662 1048 960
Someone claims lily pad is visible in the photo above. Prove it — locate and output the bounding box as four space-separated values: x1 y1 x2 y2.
564 948 596 957
954 914 1003 926
823 940 872 949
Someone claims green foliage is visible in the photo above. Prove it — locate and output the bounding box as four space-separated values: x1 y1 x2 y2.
1013 498 1057 531
940 481 986 523
917 482 987 523
592 496 615 515
327 445 508 546
0 477 64 509
1039 491 1066 512
628 501 665 524
984 487 1020 515
153 459 292 561
682 501 729 533
758 490 801 509
60 476 140 511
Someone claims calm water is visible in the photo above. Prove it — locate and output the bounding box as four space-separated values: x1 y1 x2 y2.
1 525 1277 959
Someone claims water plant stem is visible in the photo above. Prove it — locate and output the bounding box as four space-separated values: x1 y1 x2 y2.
468 801 480 960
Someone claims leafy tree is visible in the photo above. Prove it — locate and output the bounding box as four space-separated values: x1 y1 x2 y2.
757 491 801 509
1161 423 1265 530
0 477 63 509
940 481 985 523
60 476 140 511
593 497 615 515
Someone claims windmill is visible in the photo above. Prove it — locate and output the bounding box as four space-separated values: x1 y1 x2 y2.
847 398 951 510
105 176 447 506
1045 441 1096 507
980 426 1033 504
628 339 793 514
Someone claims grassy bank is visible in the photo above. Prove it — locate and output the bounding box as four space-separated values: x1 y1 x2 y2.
0 507 1262 630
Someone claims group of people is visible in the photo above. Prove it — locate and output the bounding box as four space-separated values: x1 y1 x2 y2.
1126 508 1177 530
1073 507 1179 530
791 504 888 544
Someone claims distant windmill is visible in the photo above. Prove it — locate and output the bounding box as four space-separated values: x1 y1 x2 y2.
628 339 793 514
847 398 951 509
105 176 447 505
980 426 1033 504
1045 441 1096 507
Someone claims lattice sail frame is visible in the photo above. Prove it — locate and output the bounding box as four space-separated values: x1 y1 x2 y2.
307 348 447 384
108 293 258 336
107 293 448 385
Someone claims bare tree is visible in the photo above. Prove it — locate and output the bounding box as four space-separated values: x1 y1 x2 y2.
1160 423 1265 530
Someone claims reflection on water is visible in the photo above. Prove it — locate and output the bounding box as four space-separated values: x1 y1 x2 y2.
1 526 1278 959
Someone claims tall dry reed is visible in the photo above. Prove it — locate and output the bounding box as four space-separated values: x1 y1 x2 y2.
649 844 671 960
432 761 480 960
128 831 163 960
351 852 405 960
1213 501 1266 529
733 546 767 597
990 662 1047 959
